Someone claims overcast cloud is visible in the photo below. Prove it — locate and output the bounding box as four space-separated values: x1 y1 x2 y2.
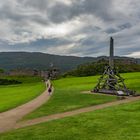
0 0 140 58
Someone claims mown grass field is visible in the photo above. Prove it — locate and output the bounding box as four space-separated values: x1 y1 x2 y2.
1 91 140 139
0 72 140 139
0 76 45 112
23 72 140 120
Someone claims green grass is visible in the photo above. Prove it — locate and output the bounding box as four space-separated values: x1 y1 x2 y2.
0 76 45 112
0 72 140 139
122 72 140 93
24 72 140 120
24 72 137 120
1 97 140 140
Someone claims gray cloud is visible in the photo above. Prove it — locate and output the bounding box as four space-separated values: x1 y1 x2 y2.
48 0 115 23
0 0 140 57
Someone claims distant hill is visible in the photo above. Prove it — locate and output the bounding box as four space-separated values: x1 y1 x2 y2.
0 52 139 72
0 52 95 72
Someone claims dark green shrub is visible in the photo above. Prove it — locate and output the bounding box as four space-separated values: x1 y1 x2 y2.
0 79 22 85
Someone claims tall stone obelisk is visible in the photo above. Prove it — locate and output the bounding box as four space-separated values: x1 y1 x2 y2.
109 37 114 68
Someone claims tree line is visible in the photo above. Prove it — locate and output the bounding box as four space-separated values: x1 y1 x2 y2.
63 59 140 77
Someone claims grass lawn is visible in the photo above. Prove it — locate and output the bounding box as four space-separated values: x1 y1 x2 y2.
122 72 140 93
0 76 45 112
23 72 140 120
1 97 140 139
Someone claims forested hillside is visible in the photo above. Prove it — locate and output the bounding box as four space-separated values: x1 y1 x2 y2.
64 59 140 77
0 52 139 73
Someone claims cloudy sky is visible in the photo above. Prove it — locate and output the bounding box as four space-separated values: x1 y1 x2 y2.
0 0 140 58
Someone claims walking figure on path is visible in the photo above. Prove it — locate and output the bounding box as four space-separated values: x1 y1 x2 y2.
47 80 52 95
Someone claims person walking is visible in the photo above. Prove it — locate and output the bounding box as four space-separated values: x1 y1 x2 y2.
48 82 52 95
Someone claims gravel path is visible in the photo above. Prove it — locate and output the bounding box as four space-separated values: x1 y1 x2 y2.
15 96 140 130
0 80 52 133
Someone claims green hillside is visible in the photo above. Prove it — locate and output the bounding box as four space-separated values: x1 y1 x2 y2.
0 52 139 72
0 52 95 72
64 59 140 77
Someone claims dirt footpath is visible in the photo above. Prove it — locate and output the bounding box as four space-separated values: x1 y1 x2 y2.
0 81 52 133
15 96 140 130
